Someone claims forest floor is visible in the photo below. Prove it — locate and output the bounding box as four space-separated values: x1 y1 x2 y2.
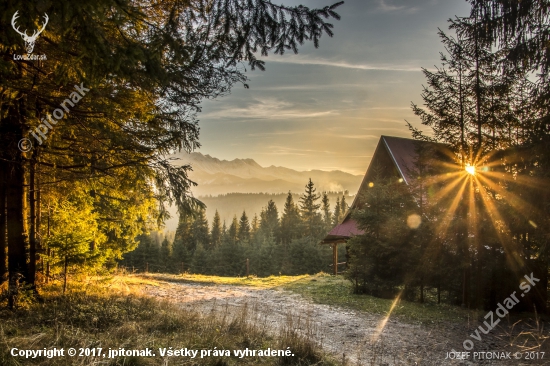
137 272 550 366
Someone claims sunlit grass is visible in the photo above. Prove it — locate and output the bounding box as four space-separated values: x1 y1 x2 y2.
137 272 310 288
280 273 477 324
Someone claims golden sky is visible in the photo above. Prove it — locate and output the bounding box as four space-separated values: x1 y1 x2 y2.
195 0 471 175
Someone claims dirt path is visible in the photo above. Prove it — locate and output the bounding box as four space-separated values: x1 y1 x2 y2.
140 280 547 366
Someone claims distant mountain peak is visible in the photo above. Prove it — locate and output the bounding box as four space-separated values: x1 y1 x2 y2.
188 152 261 167
173 151 363 196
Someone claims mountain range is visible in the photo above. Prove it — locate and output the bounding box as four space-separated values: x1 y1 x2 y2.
163 153 364 231
176 152 363 196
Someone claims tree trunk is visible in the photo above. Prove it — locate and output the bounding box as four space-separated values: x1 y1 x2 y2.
7 140 27 309
63 256 68 294
0 172 7 282
36 180 42 282
28 154 37 289
46 204 51 284
474 9 483 152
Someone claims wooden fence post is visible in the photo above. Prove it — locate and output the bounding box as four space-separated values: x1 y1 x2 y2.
333 244 338 275
246 258 249 278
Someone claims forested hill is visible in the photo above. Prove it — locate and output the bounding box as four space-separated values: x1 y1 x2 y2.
199 192 354 226
175 152 363 195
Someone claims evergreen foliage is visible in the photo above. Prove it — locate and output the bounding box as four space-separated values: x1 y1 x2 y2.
321 192 332 231
238 211 251 243
345 173 417 296
0 0 343 302
299 179 324 238
122 178 335 276
211 210 222 249
280 192 302 247
332 197 341 226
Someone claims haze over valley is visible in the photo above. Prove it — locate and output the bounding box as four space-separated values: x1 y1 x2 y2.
164 152 362 230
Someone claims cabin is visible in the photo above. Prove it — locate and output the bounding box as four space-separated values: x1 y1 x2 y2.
320 135 452 274
322 136 547 311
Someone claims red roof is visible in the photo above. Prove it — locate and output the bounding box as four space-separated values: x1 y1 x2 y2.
321 218 364 244
320 135 453 245
382 136 418 184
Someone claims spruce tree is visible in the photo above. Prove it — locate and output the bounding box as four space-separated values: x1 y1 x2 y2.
332 197 341 226
222 221 228 240
228 216 239 244
346 176 416 295
191 209 210 251
260 199 280 238
339 195 348 222
160 238 173 271
173 214 193 263
238 211 250 243
299 179 323 238
321 192 332 231
191 244 209 274
250 214 259 241
410 7 550 309
211 210 222 249
280 192 301 245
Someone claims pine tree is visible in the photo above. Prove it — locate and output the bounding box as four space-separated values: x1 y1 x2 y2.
299 179 323 238
238 211 250 243
406 4 550 310
332 197 341 226
173 214 193 261
211 210 222 249
191 209 210 251
280 192 301 245
339 195 348 222
46 198 104 293
222 221 228 240
191 243 209 274
260 199 280 238
250 213 259 240
160 237 173 271
321 192 332 230
345 176 416 295
228 216 239 244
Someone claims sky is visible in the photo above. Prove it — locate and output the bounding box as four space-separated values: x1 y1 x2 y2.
194 0 472 175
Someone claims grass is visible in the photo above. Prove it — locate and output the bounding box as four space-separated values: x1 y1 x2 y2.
0 275 339 366
280 273 473 324
137 272 309 288
281 273 550 332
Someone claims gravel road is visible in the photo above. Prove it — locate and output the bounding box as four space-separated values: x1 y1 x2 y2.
140 279 548 366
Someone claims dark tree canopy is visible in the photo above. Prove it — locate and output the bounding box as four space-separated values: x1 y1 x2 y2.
0 0 344 300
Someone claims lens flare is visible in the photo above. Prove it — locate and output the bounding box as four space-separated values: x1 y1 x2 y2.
465 164 476 175
407 214 421 229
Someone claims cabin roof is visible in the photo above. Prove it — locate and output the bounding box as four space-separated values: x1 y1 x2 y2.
320 217 364 244
321 135 452 244
382 135 420 184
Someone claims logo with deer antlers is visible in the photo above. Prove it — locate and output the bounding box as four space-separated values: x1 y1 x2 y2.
11 11 49 54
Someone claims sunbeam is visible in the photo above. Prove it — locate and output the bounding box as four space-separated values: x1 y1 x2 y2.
371 290 403 342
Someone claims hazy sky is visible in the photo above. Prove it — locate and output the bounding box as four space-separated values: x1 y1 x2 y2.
195 0 471 175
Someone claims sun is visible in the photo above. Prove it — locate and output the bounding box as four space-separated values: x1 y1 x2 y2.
465 164 476 176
